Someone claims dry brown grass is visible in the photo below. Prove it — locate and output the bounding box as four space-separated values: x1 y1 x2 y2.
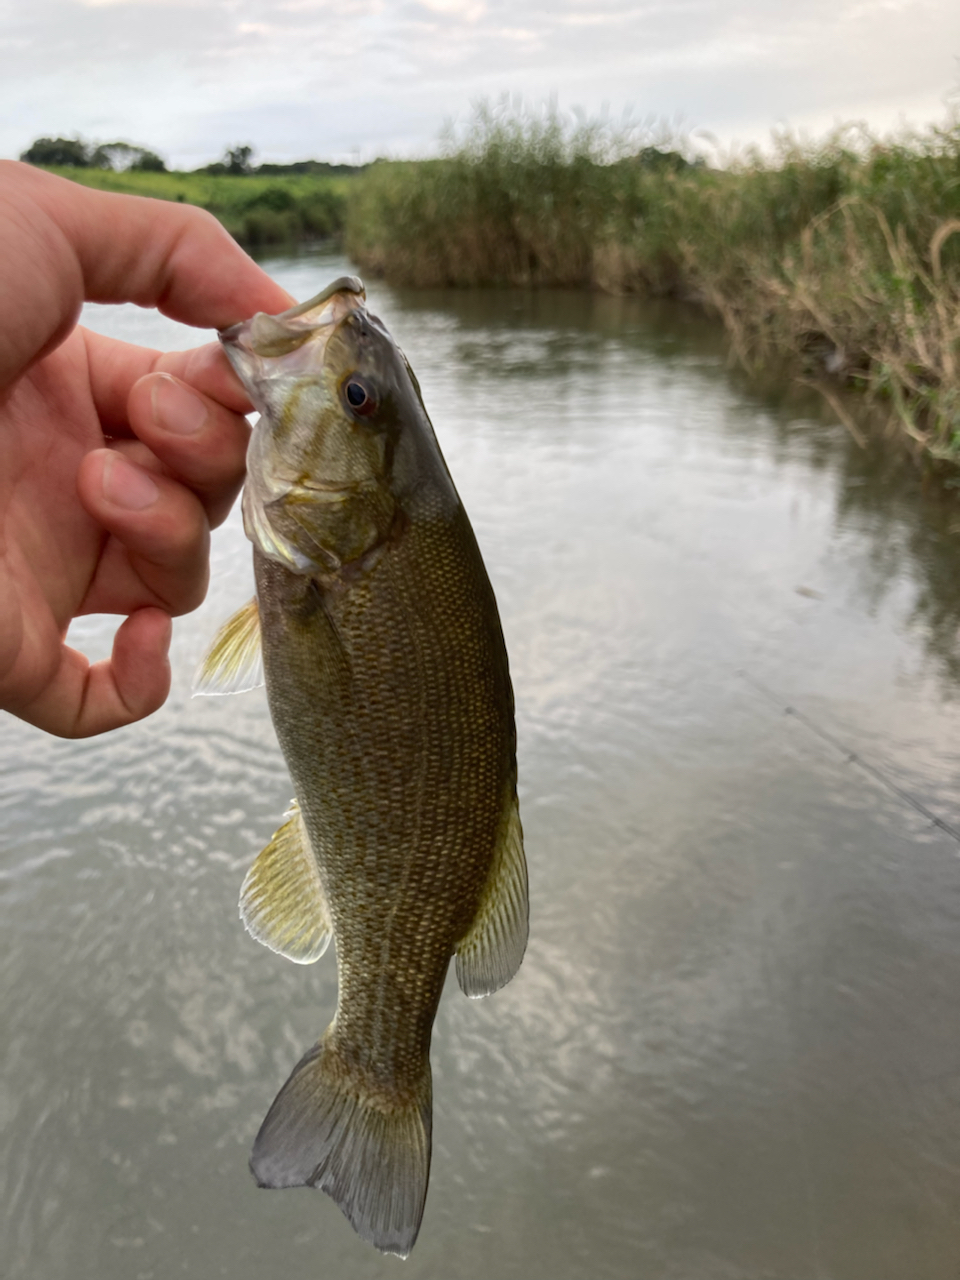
347 104 960 461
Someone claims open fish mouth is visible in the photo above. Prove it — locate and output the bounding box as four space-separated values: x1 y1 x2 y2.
219 276 367 383
294 480 366 501
270 480 359 508
223 275 383 575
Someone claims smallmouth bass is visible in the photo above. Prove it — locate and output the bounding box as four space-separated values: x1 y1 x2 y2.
196 278 528 1256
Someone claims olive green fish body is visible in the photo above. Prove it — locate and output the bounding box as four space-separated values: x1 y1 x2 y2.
199 279 527 1256
254 492 515 1078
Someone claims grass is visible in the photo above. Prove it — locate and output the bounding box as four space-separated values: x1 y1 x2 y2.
35 105 960 462
345 104 960 462
40 165 350 248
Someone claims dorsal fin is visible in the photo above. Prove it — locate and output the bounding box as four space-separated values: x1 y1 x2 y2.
192 597 263 696
455 786 529 998
240 801 333 964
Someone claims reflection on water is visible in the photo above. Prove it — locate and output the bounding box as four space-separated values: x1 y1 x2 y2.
3 250 960 1279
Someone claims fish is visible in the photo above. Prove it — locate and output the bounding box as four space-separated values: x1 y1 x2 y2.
195 277 528 1257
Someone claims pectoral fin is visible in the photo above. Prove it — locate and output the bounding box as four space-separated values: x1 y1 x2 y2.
240 801 333 964
455 787 529 998
192 597 264 695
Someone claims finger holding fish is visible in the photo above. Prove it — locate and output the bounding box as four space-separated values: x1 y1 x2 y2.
77 355 254 613
77 439 211 617
125 371 252 528
81 328 266 528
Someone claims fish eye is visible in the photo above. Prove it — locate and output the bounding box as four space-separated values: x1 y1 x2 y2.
342 376 378 418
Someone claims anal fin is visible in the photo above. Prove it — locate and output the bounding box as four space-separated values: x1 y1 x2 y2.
455 785 529 998
241 800 332 964
193 596 263 696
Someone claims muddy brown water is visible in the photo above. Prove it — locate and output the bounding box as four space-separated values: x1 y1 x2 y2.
3 252 960 1279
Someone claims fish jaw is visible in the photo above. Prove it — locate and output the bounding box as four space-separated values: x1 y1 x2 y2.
221 277 400 576
218 276 367 418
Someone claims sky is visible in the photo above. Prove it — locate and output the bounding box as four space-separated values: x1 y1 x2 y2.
1 0 959 169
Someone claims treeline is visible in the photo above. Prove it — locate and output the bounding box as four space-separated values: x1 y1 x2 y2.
200 144 365 178
18 136 366 179
21 136 166 172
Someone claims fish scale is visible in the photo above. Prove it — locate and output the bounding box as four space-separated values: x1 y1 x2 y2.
253 510 509 1080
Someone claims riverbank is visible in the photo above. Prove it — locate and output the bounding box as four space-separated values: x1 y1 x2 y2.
36 110 960 462
344 109 960 463
39 165 349 248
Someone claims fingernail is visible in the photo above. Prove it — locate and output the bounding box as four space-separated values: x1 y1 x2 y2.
102 453 160 510
152 374 208 436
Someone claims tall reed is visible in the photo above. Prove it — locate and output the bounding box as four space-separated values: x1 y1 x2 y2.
347 104 960 459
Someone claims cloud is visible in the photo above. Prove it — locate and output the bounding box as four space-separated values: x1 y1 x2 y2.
418 0 486 16
1 0 957 165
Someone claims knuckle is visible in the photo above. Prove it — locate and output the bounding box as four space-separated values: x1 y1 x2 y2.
165 566 209 616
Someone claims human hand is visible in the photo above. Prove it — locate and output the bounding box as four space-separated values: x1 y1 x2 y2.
0 161 293 736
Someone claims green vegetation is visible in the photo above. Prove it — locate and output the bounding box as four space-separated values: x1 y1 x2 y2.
21 137 364 247
345 105 960 461
38 165 350 248
21 110 960 460
21 136 166 171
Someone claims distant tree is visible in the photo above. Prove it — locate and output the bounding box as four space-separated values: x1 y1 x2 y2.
90 141 134 170
131 150 166 172
200 145 254 176
20 136 168 172
226 144 254 175
90 141 168 172
20 137 90 167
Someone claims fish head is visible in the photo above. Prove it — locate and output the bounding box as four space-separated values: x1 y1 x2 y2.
221 278 431 577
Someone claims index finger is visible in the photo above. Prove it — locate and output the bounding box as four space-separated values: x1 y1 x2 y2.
0 161 294 389
82 329 255 433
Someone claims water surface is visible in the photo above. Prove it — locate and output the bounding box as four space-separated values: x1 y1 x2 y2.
3 252 960 1279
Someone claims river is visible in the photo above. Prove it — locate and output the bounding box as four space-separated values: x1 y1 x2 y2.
3 251 960 1279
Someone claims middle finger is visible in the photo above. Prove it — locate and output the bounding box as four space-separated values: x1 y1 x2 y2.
127 371 251 529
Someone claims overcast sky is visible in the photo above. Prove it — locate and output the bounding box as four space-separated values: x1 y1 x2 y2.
2 0 958 168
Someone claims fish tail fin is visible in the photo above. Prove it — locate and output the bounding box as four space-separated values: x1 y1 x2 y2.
250 1035 432 1258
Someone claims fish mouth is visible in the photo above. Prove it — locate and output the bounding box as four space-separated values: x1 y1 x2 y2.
263 479 369 515
294 480 359 502
219 277 367 382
